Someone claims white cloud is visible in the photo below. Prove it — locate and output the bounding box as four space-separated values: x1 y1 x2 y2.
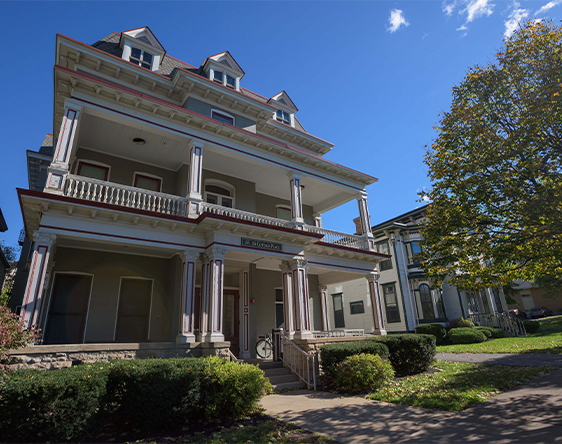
387 9 410 33
443 1 457 16
504 8 529 37
463 0 495 23
422 195 430 203
535 0 562 15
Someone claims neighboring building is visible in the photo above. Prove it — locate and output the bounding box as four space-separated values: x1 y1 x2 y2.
13 27 390 359
507 281 562 316
326 206 510 332
0 209 9 290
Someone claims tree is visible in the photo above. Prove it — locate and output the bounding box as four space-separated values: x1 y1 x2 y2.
420 20 562 296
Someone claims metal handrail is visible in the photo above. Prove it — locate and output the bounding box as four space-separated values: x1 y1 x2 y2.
468 312 527 337
281 335 317 390
223 348 240 363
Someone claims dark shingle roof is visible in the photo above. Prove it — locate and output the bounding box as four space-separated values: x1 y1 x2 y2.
39 134 54 157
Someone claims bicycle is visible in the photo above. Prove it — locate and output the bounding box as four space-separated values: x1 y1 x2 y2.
255 333 273 359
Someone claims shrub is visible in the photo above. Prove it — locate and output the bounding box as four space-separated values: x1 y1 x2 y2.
524 320 540 333
474 326 492 338
448 327 487 344
376 334 436 375
489 328 505 338
320 340 389 380
0 364 108 442
0 305 41 372
456 317 475 328
334 354 394 393
415 324 447 344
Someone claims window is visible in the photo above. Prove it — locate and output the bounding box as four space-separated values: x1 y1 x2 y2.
276 109 291 125
77 161 109 181
204 182 235 208
275 288 284 328
492 288 504 313
467 291 479 314
407 241 423 265
211 110 235 125
418 283 435 320
133 173 162 192
350 301 365 315
382 283 401 323
276 205 292 221
213 70 224 83
226 74 236 89
432 288 446 318
332 293 345 328
376 241 392 271
130 47 153 70
480 290 491 314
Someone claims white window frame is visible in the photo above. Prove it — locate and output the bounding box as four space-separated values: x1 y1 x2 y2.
113 276 154 342
276 109 291 126
204 179 236 208
211 109 236 126
76 159 112 181
132 171 164 193
129 46 154 70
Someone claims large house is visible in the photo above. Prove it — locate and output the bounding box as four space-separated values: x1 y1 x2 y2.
12 27 390 361
325 206 511 333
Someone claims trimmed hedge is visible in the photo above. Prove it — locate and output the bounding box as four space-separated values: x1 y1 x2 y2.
475 326 505 339
0 357 271 442
448 327 487 344
475 326 492 338
457 318 476 328
320 340 389 380
524 320 541 333
334 354 394 393
376 334 436 375
415 324 447 344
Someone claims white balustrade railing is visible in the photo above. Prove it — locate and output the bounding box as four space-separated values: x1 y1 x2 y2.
305 226 366 250
312 329 365 338
64 175 187 217
200 201 296 229
281 335 317 390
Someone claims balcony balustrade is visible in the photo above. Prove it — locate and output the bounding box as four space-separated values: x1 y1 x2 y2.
61 175 370 251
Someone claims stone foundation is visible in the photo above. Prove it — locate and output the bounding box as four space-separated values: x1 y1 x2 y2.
7 341 231 371
293 335 372 354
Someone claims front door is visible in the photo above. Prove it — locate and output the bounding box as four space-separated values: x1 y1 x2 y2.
115 278 153 342
333 293 345 328
223 289 239 356
44 274 92 344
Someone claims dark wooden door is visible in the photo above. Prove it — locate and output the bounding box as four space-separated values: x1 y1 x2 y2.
115 278 152 342
333 293 345 328
44 274 92 344
223 289 239 356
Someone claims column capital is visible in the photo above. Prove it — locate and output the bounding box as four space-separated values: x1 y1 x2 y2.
189 138 206 149
206 247 227 261
180 249 200 262
356 190 368 201
289 257 308 270
366 271 380 282
33 231 57 246
279 260 292 272
287 170 302 180
63 98 84 113
319 285 327 292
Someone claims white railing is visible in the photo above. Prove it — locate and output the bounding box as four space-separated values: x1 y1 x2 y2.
223 348 240 363
468 312 527 337
200 202 295 229
305 226 366 250
281 335 317 390
312 329 365 338
64 175 187 217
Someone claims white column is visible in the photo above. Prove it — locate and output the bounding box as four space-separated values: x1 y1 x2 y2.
357 191 376 251
239 268 251 359
319 285 330 331
46 101 83 194
177 250 199 343
21 232 57 329
367 271 387 335
280 261 295 339
187 139 205 217
313 213 322 228
199 247 226 342
288 172 304 226
289 258 313 339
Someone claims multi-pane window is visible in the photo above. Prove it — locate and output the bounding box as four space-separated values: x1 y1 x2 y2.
382 283 400 323
418 283 435 320
376 241 392 271
350 301 365 315
276 109 291 125
226 74 236 88
480 290 491 314
211 110 234 125
492 288 504 313
130 47 153 70
432 288 446 319
467 292 479 314
205 184 234 208
407 241 423 265
213 70 224 83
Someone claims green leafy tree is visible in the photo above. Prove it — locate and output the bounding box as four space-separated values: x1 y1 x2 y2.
420 20 562 296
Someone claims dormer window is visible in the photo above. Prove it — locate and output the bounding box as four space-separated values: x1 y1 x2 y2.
211 109 235 125
276 110 291 125
130 47 153 70
213 70 224 84
226 74 236 89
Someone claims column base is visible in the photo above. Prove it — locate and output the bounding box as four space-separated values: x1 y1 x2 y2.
373 329 387 336
240 350 251 360
198 332 225 342
176 333 197 343
293 330 313 340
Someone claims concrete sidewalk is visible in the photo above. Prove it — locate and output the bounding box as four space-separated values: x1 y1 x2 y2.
261 368 562 443
436 352 562 367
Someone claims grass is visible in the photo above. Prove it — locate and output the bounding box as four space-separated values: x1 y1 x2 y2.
368 360 555 411
436 315 562 354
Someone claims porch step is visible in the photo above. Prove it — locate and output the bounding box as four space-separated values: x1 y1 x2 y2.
257 360 284 370
263 366 294 377
272 380 306 391
259 361 305 390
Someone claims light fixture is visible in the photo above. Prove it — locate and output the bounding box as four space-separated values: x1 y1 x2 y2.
133 137 146 145
300 185 305 190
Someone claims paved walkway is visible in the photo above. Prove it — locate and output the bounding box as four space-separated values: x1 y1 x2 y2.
262 368 562 443
436 352 562 367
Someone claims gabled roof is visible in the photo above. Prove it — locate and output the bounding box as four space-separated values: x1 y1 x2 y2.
119 26 166 55
268 91 298 112
202 51 245 77
371 205 428 233
0 208 7 233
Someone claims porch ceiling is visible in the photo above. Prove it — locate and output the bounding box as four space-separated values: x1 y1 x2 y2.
56 236 177 259
76 113 358 212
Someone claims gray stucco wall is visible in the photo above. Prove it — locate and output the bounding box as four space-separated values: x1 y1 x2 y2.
186 97 256 133
255 192 314 225
75 148 178 196
202 169 256 213
44 248 178 343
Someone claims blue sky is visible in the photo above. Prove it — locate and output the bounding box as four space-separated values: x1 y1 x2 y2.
1 0 561 248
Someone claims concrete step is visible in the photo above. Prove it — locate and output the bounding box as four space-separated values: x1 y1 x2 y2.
263 367 293 377
257 361 284 370
268 373 302 385
272 380 306 391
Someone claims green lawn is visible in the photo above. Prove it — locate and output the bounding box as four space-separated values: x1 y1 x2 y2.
368 361 554 411
436 315 562 354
